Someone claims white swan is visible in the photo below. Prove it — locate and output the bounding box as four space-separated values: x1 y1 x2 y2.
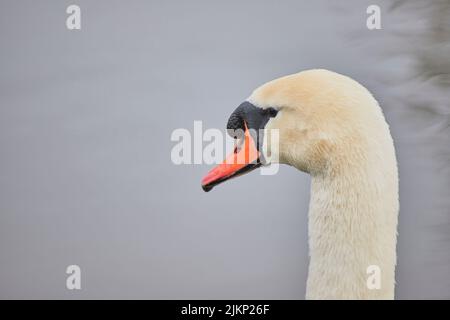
202 69 399 299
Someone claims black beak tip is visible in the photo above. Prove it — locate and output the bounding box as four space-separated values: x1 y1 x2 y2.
202 184 213 192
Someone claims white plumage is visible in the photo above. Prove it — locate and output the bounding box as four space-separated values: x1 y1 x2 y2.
249 69 399 299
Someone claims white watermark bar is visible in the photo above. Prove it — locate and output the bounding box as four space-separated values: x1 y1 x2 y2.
170 121 280 176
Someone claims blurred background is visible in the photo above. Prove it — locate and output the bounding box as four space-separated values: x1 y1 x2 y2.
0 0 448 299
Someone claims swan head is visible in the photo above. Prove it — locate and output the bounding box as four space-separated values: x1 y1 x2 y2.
202 69 382 191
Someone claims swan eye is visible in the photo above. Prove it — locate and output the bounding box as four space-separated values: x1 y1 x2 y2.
266 107 278 118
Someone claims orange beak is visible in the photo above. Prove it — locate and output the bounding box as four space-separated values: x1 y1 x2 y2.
201 123 261 192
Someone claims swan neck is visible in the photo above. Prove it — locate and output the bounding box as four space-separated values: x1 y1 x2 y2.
305 160 398 299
